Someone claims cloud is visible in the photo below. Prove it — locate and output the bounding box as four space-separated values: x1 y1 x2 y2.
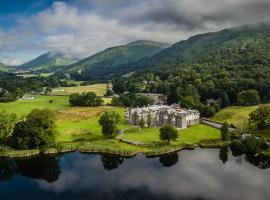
1 0 270 61
1 59 23 66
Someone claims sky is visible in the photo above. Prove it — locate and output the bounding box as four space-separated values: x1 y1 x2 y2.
1 0 270 65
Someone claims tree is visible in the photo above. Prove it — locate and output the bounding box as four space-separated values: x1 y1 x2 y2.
237 89 260 106
181 96 195 108
220 92 230 108
139 118 145 129
249 105 270 130
159 125 178 143
9 109 56 150
99 111 121 138
0 111 18 145
69 92 104 107
220 122 230 141
198 104 216 118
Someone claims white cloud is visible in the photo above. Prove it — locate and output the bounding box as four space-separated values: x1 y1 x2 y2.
1 0 270 61
1 59 23 66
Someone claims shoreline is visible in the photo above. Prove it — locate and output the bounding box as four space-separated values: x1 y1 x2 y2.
0 140 232 159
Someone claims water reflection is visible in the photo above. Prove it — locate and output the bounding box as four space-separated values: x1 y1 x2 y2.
0 156 61 183
0 149 270 200
100 154 124 171
16 156 61 183
159 153 179 167
219 147 229 164
0 159 17 181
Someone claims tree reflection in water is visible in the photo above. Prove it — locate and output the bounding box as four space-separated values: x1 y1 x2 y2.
0 156 61 183
100 154 124 171
16 156 61 183
0 159 17 181
219 147 229 164
159 153 179 167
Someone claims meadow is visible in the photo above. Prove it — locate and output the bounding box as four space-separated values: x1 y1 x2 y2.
51 83 107 96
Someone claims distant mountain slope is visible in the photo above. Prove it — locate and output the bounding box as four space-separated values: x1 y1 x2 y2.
70 24 270 81
21 52 79 71
128 23 270 71
0 62 17 72
68 40 169 79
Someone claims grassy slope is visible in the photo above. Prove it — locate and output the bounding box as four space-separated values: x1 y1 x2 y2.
211 104 270 140
21 52 78 71
69 40 169 71
211 105 261 127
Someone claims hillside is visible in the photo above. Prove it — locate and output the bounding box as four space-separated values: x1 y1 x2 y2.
68 40 169 80
127 23 270 71
0 62 17 72
20 52 79 71
112 23 270 110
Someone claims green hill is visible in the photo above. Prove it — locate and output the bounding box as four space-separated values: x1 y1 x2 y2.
70 24 270 81
130 23 270 71
20 52 79 71
68 40 169 80
0 62 17 72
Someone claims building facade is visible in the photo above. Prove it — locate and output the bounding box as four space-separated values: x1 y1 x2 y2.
127 105 200 129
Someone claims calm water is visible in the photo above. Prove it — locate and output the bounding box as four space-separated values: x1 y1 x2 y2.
0 148 269 200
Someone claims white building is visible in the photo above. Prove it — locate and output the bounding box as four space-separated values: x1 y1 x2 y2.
127 105 200 129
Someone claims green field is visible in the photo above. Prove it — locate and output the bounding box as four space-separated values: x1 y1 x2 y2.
0 95 70 115
119 124 220 145
55 106 130 142
52 84 107 96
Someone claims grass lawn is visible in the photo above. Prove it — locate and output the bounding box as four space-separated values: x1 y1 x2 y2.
55 106 131 142
119 124 221 145
52 84 107 96
0 95 70 116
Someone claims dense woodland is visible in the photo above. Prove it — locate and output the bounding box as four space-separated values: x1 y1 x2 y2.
112 25 270 117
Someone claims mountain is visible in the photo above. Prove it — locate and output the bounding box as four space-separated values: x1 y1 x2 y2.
0 62 17 72
70 24 270 81
20 52 79 71
67 40 169 80
126 23 270 72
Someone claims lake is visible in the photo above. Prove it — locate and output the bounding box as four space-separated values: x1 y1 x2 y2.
0 148 269 200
